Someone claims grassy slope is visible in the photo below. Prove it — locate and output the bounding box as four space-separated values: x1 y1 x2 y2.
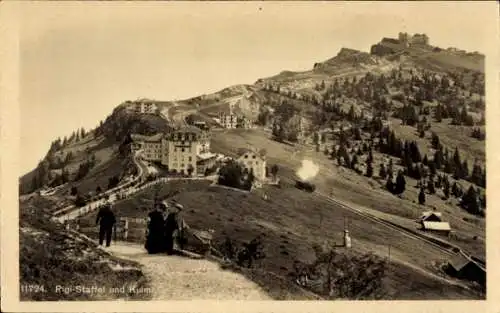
209 129 485 256
19 197 151 301
67 150 129 197
77 176 481 299
389 117 486 166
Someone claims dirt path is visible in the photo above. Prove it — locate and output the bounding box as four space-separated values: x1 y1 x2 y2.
105 241 272 300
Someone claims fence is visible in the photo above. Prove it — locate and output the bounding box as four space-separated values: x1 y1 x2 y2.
67 217 148 241
68 216 214 252
55 175 215 222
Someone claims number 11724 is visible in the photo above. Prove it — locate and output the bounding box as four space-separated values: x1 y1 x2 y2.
20 284 47 294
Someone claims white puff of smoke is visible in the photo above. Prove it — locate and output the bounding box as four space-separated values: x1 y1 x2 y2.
296 159 319 182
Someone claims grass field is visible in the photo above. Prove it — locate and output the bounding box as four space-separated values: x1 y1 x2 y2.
19 200 151 301
208 129 485 258
57 148 129 197
77 176 482 299
389 117 485 166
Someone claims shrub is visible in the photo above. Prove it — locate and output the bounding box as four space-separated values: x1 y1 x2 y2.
216 236 265 268
217 160 254 191
292 247 387 299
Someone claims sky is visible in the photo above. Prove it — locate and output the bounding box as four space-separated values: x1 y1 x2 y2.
17 1 495 175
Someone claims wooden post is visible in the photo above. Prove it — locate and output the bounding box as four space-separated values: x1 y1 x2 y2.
123 219 129 240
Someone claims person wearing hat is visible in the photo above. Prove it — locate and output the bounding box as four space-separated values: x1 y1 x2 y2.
172 203 186 251
163 202 184 254
96 199 116 247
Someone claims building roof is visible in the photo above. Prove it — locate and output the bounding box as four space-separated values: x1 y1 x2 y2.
422 211 442 216
131 133 163 142
237 149 266 160
448 254 470 271
422 221 451 231
197 152 218 161
448 253 485 272
420 211 443 221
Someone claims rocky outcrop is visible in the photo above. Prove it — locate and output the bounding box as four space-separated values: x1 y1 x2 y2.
317 48 377 69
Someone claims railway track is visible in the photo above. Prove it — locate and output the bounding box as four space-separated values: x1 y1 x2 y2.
314 189 456 257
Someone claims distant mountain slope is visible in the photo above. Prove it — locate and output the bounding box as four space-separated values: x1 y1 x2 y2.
21 33 485 194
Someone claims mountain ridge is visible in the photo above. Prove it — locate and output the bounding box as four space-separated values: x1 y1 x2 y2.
20 33 485 190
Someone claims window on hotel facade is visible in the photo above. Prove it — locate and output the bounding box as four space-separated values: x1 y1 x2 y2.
181 148 185 152
188 156 192 162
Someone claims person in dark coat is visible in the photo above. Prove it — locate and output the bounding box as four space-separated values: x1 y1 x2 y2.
96 201 116 247
145 203 167 254
164 203 182 255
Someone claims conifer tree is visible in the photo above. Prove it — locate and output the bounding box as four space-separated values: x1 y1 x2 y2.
423 154 429 166
453 147 461 170
353 127 362 140
470 161 483 186
433 148 443 170
461 160 469 181
434 104 443 122
379 163 387 179
431 132 440 149
394 171 406 195
443 180 450 199
419 129 425 138
366 159 373 177
367 149 374 164
452 182 459 197
387 159 394 178
427 178 436 194
435 175 442 189
350 154 358 170
344 154 351 168
386 174 394 193
418 188 426 205
462 185 480 215
480 169 486 188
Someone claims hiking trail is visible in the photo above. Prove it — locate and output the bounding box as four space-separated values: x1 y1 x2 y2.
105 241 272 300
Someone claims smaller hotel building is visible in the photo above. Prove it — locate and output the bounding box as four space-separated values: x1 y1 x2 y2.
237 150 267 181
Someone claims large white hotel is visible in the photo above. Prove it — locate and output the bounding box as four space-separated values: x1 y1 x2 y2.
131 126 214 176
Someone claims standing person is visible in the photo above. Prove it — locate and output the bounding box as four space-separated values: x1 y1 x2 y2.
96 200 116 247
164 202 181 255
145 203 167 254
173 203 186 251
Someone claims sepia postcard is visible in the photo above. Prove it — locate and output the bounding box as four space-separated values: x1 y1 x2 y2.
1 1 499 312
